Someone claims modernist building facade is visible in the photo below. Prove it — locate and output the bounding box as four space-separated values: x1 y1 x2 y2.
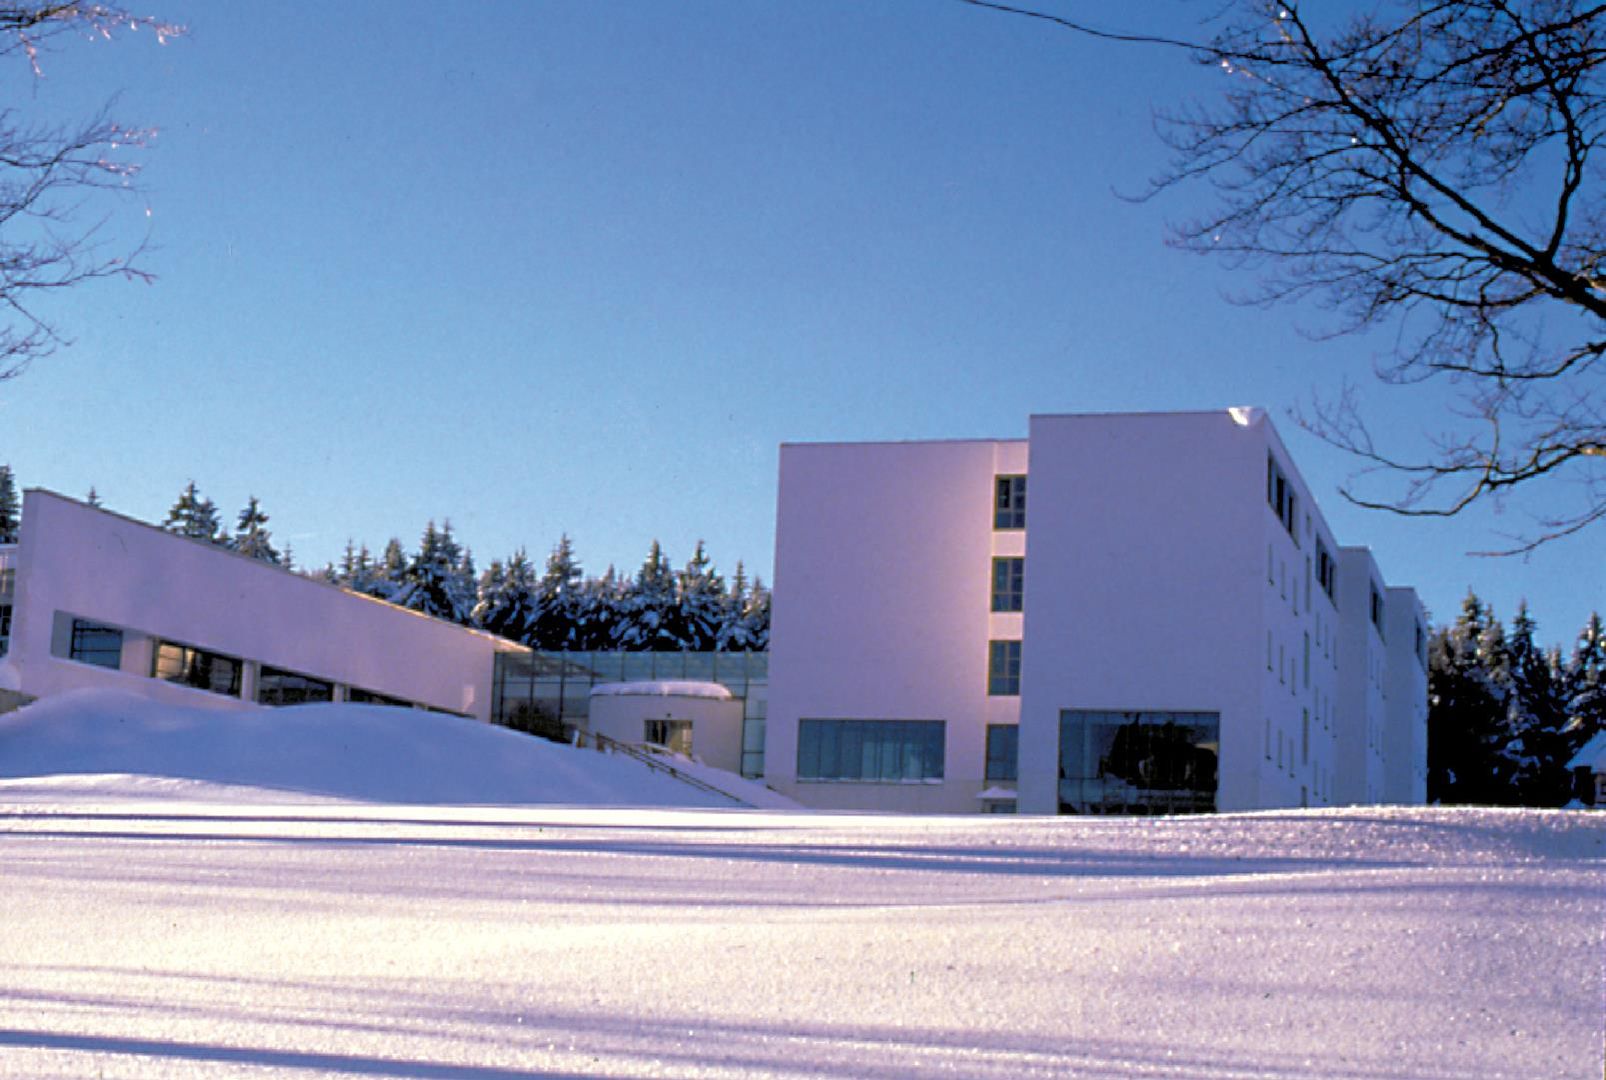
765 409 1429 814
0 490 771 777
0 490 524 719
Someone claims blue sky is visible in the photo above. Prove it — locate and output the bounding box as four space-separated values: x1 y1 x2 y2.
2 1 1599 645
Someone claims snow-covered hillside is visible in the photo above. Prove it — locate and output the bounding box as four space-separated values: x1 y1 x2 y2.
0 689 759 806
0 692 1602 1078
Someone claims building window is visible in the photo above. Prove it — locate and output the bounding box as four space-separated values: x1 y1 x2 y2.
985 724 1019 782
0 603 9 658
1266 454 1298 542
988 640 1021 696
152 640 242 697
797 719 945 782
1058 710 1219 815
69 619 123 670
644 718 693 757
990 557 1024 613
348 687 413 709
993 475 1026 530
257 665 334 706
1316 541 1337 604
1303 632 1311 688
1370 582 1385 637
1415 621 1427 669
1301 708 1310 765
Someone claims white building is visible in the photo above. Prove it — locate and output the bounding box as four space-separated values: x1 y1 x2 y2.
1 490 523 719
766 409 1429 814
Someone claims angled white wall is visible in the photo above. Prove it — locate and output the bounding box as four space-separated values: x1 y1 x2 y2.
10 490 514 719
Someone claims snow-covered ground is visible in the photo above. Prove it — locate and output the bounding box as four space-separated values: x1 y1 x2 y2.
1 693 1603 1079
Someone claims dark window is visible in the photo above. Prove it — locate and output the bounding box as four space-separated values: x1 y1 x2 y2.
1316 541 1337 604
796 719 945 781
0 603 9 657
152 640 242 697
988 640 1021 696
257 665 334 706
1370 583 1385 637
985 724 1019 782
990 557 1024 613
69 620 123 669
348 687 413 709
644 718 693 756
1415 621 1427 670
1058 710 1219 815
993 475 1026 529
1266 454 1299 542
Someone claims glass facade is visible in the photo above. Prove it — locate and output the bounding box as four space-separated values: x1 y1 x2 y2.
492 651 769 778
985 724 1019 782
1058 710 1219 815
258 665 335 706
69 620 123 669
153 640 243 697
796 719 944 782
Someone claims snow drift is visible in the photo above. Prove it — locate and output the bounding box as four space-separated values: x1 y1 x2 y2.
0 688 747 806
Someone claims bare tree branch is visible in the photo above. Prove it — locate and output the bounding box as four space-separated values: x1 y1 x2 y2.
965 0 1606 549
0 4 181 382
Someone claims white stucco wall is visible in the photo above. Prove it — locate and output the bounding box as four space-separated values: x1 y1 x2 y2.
586 686 744 774
767 439 1027 813
1384 586 1429 804
1334 547 1390 804
10 490 513 719
767 410 1427 816
1015 411 1268 813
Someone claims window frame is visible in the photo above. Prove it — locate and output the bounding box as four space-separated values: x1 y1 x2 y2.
993 474 1026 530
987 639 1022 697
257 664 335 706
68 619 123 670
152 639 243 698
796 718 945 782
984 724 1019 783
990 556 1024 613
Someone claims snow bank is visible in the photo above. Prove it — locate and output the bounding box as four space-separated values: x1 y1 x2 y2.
0 688 748 806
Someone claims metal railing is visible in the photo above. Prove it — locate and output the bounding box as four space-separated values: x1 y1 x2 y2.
571 729 750 807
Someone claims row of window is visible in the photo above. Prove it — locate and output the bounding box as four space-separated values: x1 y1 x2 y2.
795 717 1023 785
64 617 432 711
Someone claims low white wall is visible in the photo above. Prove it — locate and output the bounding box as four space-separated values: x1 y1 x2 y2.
11 490 514 720
587 690 743 774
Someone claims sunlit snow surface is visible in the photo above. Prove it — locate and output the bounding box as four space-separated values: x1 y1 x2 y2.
1 695 1603 1079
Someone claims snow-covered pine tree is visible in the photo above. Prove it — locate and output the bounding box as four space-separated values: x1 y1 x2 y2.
742 575 772 650
232 496 281 564
717 561 752 650
0 465 18 543
376 538 408 600
1504 602 1572 804
1564 612 1606 756
393 521 463 621
633 540 688 650
574 564 623 650
1427 593 1508 803
529 535 583 649
677 541 725 651
473 549 540 641
163 482 224 544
